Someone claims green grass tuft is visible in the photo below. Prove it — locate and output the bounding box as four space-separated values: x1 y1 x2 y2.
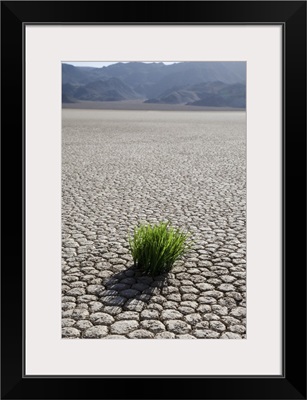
128 221 192 276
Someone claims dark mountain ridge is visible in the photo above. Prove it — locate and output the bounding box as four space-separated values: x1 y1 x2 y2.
145 81 246 108
62 62 246 108
65 77 140 102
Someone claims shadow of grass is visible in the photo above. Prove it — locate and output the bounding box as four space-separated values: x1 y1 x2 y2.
99 264 170 310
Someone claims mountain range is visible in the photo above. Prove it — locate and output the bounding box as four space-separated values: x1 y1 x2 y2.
62 62 246 108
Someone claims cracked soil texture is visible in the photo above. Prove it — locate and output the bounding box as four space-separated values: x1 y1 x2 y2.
62 109 246 339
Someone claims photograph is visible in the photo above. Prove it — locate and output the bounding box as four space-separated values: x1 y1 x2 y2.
61 61 247 339
2 0 306 397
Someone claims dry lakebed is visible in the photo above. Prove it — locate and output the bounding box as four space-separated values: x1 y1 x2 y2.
62 109 246 339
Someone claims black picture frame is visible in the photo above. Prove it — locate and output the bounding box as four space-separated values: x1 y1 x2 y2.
1 1 306 399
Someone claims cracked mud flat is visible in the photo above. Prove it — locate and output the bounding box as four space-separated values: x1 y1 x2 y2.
62 109 246 339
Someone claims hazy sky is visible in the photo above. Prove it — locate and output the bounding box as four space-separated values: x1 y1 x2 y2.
65 62 177 68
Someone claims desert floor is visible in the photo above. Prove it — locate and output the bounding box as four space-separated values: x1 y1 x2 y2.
62 109 246 339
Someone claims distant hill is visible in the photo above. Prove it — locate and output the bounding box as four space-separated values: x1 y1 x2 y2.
63 77 140 102
145 81 246 108
62 62 246 108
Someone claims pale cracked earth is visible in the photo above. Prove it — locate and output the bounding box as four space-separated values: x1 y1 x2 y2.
62 109 246 339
